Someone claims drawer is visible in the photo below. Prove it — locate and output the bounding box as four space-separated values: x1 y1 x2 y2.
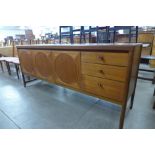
81 63 128 82
81 75 126 102
81 51 129 66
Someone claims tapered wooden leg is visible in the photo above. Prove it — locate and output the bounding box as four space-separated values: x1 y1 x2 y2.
152 75 155 84
119 103 127 129
15 64 20 79
21 72 26 87
153 88 155 109
130 92 135 109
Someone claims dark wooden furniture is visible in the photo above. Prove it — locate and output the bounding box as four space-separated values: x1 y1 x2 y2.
16 43 142 129
59 26 110 44
59 26 73 44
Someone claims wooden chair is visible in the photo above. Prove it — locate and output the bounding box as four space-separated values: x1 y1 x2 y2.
138 32 154 56
113 26 138 43
137 33 155 83
59 26 73 44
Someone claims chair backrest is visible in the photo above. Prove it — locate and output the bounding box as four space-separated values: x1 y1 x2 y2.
138 32 154 56
59 26 73 44
113 26 138 43
138 33 154 43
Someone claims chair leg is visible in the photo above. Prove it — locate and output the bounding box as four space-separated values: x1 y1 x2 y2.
0 61 4 72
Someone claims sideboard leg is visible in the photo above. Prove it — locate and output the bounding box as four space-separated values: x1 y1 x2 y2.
21 72 26 87
130 92 135 109
119 103 127 129
153 88 155 109
0 61 4 72
153 102 155 109
15 64 20 79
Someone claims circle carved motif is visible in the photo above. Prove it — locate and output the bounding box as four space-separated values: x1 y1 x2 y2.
55 53 78 84
35 52 52 77
20 52 33 73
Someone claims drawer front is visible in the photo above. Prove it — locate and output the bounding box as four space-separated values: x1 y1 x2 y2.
81 63 128 82
81 51 129 66
81 75 126 102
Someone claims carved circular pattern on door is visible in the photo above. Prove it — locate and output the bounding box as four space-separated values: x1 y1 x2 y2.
20 51 34 73
55 53 78 84
34 52 52 77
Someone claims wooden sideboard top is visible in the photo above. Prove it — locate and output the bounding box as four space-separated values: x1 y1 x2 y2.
16 43 142 51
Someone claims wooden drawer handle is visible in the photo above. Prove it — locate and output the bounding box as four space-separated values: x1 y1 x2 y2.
98 83 104 89
99 70 104 74
98 56 104 61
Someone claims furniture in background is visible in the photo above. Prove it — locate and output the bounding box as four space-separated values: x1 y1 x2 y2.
138 55 155 83
0 46 14 57
149 35 155 67
17 43 142 129
138 32 154 56
1 57 20 79
59 26 73 43
59 26 111 44
137 33 155 83
113 26 138 43
96 26 110 43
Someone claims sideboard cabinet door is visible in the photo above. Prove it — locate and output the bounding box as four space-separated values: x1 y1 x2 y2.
53 51 81 89
33 50 54 82
18 50 35 76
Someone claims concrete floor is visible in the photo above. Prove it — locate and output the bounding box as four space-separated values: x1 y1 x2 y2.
0 67 155 129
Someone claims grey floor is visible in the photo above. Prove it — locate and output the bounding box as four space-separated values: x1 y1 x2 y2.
0 66 155 129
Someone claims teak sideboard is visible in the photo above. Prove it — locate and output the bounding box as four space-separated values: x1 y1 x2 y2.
16 43 142 129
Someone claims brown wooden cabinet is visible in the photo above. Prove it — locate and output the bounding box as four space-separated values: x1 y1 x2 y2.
17 44 142 129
